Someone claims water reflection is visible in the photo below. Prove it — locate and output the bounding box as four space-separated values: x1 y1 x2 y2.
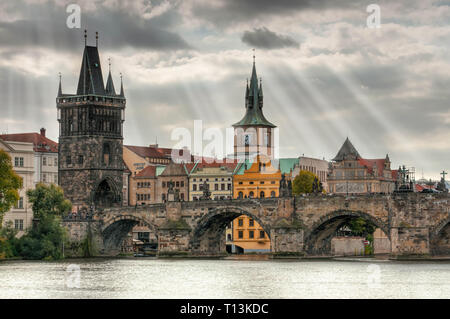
0 258 449 298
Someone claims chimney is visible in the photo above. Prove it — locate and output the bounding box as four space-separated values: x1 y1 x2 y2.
40 128 46 138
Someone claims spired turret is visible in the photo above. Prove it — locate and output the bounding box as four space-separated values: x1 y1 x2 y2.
56 31 126 211
233 56 276 161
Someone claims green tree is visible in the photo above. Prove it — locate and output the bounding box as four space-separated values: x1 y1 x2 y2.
347 217 376 237
0 149 22 225
26 183 71 219
0 221 18 259
292 170 322 195
17 183 72 260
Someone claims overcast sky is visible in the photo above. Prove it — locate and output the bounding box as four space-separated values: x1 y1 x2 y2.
0 0 449 179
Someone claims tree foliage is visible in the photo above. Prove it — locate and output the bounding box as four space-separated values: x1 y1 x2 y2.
292 170 323 195
347 217 376 237
17 183 72 260
26 183 71 219
0 149 22 225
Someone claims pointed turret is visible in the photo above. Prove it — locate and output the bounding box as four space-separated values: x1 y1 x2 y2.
105 59 116 96
58 73 62 97
332 137 361 161
76 31 105 95
105 71 116 95
233 58 275 128
119 73 124 97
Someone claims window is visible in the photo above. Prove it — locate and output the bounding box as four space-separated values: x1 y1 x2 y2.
259 231 265 239
43 157 47 166
17 197 23 209
103 143 111 165
176 181 179 187
215 184 218 191
181 193 184 201
14 157 24 167
238 219 243 227
238 231 243 239
249 191 254 198
78 155 84 165
238 182 243 185
162 194 166 201
238 191 243 198
43 174 47 183
249 181 254 185
221 184 225 190
249 230 254 239
181 181 184 187
244 134 250 146
54 158 58 166
249 219 254 227
54 174 58 183
228 184 231 190
193 184 197 191
271 191 276 197
14 219 24 231
162 181 166 188
66 156 71 165
260 191 265 198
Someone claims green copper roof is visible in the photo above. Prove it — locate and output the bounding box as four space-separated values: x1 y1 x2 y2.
279 158 299 174
233 62 276 128
156 165 166 176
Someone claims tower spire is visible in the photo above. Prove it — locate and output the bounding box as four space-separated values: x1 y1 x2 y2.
58 72 62 96
119 73 124 97
105 58 116 96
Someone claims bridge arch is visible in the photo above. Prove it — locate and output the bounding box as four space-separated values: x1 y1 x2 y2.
189 206 271 255
304 209 389 256
102 214 158 254
430 215 450 255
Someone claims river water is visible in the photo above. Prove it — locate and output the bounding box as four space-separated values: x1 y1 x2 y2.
0 257 449 299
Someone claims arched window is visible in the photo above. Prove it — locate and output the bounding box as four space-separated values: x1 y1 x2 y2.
238 191 243 199
249 191 254 198
270 191 276 197
260 191 265 198
103 143 111 165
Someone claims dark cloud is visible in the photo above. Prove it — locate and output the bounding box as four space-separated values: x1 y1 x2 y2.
0 0 190 51
191 0 359 27
241 27 298 49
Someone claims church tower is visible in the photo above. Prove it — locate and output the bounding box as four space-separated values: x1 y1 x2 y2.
57 31 126 210
233 57 276 161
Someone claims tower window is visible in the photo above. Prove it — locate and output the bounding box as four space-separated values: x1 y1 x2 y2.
103 143 111 165
78 155 84 165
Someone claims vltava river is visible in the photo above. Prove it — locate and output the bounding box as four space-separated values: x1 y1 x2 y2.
0 257 449 298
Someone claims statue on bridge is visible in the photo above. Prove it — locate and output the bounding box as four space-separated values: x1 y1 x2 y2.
200 181 211 200
437 170 448 193
279 173 291 197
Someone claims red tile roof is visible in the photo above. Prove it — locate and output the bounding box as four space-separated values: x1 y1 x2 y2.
357 158 387 176
135 165 157 178
0 132 58 153
125 145 192 161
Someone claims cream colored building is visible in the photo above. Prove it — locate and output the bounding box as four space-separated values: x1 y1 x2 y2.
292 156 329 190
0 139 35 236
188 160 238 201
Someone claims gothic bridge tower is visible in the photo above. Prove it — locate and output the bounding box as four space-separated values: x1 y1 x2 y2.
57 31 125 210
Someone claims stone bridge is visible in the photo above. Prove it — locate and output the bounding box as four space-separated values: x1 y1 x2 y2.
63 193 450 257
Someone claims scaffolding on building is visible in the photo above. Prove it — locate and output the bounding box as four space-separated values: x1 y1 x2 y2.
394 165 416 192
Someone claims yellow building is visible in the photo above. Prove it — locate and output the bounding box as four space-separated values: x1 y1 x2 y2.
229 215 270 253
227 156 281 253
233 156 281 199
